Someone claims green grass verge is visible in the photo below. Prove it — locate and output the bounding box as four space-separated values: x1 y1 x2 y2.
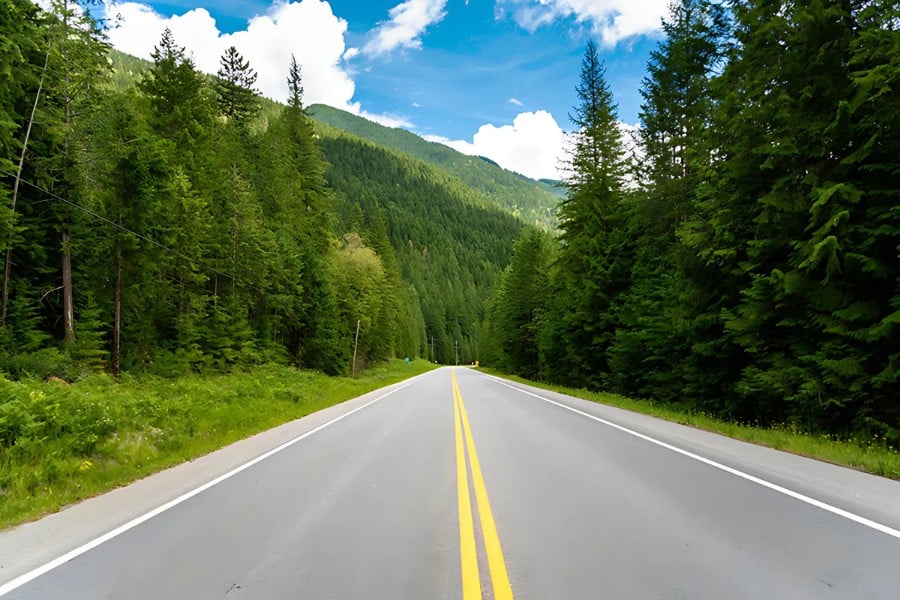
0 359 437 530
481 368 900 480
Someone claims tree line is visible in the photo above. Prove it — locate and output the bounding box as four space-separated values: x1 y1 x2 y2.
1 0 519 377
483 0 899 442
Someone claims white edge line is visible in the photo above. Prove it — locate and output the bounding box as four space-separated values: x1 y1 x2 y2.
476 371 900 541
0 371 433 597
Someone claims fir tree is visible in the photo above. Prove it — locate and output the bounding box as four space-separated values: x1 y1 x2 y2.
554 41 630 389
215 46 258 124
490 227 551 378
610 0 729 400
140 28 212 145
0 0 42 331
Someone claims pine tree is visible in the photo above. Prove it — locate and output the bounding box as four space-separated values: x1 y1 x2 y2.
287 54 304 112
491 227 551 378
693 0 900 434
284 55 328 206
363 207 402 361
13 0 110 347
0 0 40 184
90 90 172 374
215 46 259 124
0 0 42 332
554 41 630 389
140 28 212 146
847 0 900 436
609 0 729 400
262 54 339 369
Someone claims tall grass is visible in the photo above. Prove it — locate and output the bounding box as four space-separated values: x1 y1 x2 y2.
0 360 437 530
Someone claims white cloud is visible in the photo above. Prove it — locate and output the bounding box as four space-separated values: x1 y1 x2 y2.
105 1 360 112
360 111 414 129
426 111 567 181
362 0 448 56
427 113 643 182
508 97 524 106
497 0 668 45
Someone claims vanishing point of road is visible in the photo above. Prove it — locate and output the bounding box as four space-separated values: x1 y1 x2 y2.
2 367 899 598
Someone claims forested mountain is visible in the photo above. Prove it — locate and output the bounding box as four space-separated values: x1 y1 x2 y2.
318 126 522 364
307 103 562 228
485 0 900 444
5 0 898 448
102 51 561 232
0 2 519 380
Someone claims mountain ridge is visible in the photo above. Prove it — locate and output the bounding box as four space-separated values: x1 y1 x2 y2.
307 103 561 229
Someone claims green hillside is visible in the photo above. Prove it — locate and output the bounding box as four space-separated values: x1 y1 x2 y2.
307 103 562 228
317 125 523 362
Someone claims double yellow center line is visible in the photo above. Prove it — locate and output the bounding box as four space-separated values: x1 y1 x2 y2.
452 369 513 600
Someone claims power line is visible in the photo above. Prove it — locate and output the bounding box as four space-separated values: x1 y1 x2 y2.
0 168 268 296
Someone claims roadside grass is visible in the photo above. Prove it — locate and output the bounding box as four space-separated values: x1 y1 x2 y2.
480 369 900 481
0 360 437 530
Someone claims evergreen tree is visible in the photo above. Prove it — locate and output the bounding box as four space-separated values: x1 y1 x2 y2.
89 90 172 374
363 207 403 361
140 28 212 147
283 55 328 206
490 227 551 378
0 0 40 186
554 41 630 389
685 0 900 436
0 0 42 332
11 0 110 348
609 0 729 400
287 54 304 111
215 46 258 124
847 0 900 436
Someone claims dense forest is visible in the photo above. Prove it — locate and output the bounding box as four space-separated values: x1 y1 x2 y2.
308 104 562 229
3 0 898 444
484 0 900 441
0 0 520 378
319 128 522 364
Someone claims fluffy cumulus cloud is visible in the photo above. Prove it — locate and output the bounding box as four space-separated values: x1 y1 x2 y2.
105 1 360 112
497 0 669 45
362 0 448 56
426 111 567 181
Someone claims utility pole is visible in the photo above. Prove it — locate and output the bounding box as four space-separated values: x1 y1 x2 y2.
455 339 459 365
351 319 360 377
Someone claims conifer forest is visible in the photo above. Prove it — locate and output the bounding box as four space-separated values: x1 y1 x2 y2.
2 0 898 444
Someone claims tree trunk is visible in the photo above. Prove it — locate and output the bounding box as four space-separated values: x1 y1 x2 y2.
112 240 122 376
62 226 75 342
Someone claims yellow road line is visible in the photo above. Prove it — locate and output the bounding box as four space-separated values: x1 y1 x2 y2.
454 372 482 600
453 370 514 600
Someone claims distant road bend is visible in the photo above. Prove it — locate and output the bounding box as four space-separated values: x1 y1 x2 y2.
2 367 899 598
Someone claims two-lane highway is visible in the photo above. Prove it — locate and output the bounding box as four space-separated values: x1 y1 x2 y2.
2 367 899 598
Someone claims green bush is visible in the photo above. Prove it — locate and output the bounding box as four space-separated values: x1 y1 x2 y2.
0 379 115 454
0 348 87 381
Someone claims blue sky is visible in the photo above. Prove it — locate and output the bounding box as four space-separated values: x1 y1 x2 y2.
103 0 670 179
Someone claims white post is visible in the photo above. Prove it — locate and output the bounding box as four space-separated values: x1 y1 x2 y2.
351 319 361 377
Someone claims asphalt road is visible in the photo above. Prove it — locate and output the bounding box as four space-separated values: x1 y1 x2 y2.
2 367 899 598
